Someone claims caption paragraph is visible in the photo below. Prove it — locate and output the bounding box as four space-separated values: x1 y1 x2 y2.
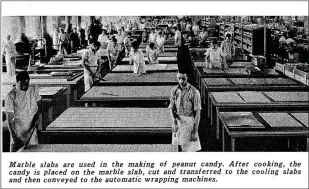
7 160 303 184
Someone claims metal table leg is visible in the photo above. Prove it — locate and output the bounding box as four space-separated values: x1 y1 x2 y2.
222 123 225 152
231 138 236 152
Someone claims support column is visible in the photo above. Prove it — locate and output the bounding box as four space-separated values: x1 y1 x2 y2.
77 16 82 28
19 16 26 34
24 16 40 39
42 16 47 34
65 16 71 33
90 16 95 23
51 16 58 33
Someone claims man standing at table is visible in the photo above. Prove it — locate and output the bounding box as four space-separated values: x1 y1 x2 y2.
82 41 101 92
107 37 122 70
98 29 110 49
149 28 157 43
129 41 146 76
169 72 202 152
155 32 165 53
70 28 79 53
221 32 235 66
58 28 69 55
172 26 182 47
2 35 17 77
123 32 133 56
5 71 41 152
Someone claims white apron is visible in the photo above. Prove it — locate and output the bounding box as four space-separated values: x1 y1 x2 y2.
5 54 16 77
210 60 222 68
9 87 40 152
11 116 38 152
148 51 159 64
131 50 146 75
84 67 97 91
172 115 201 152
133 60 146 75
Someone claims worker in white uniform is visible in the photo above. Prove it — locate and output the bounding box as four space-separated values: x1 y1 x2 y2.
155 32 165 53
2 35 17 77
107 37 121 70
172 26 182 47
129 41 146 76
169 72 202 152
221 32 235 66
148 28 157 43
98 29 109 49
114 28 125 45
5 71 41 152
146 42 159 64
205 39 227 69
192 21 200 35
123 32 132 56
82 41 101 92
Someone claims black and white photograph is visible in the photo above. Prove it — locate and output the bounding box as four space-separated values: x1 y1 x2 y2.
1 9 309 153
0 1 308 188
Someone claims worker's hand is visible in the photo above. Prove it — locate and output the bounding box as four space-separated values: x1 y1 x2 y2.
12 136 23 147
190 130 198 142
172 118 178 133
34 118 40 129
11 132 20 143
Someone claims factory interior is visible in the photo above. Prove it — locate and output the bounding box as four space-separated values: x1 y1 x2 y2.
1 15 308 152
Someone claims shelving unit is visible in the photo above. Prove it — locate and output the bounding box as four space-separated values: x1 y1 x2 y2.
233 24 271 56
234 24 242 48
242 26 261 55
219 23 226 40
219 23 235 43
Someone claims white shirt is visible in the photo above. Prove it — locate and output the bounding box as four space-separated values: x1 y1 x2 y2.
186 24 192 31
139 23 145 30
129 49 145 65
286 38 294 45
156 36 165 46
156 36 165 52
2 40 16 57
146 46 158 63
279 36 286 44
205 47 225 68
199 31 207 41
192 25 200 35
98 34 109 44
107 43 121 57
149 33 157 43
82 48 99 73
124 37 132 47
114 34 125 44
130 49 146 74
6 85 41 144
6 85 41 117
175 30 182 46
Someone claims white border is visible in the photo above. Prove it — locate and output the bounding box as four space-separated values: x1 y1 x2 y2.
1 1 309 16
